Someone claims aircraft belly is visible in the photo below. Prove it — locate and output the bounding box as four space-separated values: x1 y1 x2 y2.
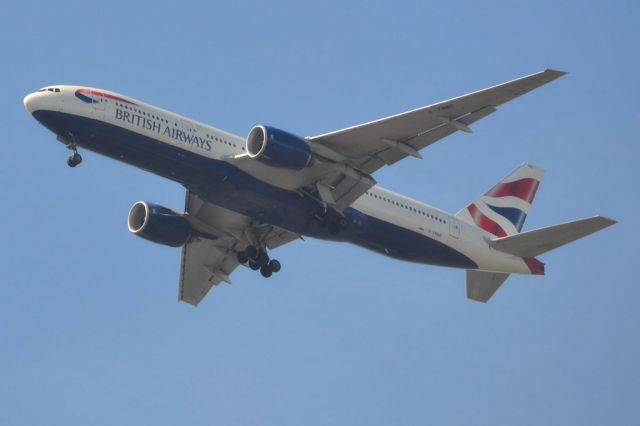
34 110 477 270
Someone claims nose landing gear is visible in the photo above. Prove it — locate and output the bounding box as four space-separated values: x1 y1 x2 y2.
237 245 282 279
58 133 83 168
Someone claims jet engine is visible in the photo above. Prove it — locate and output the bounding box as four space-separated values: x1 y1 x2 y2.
127 201 190 247
246 125 313 170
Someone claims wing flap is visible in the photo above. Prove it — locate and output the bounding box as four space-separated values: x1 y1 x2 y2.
310 69 566 175
355 105 497 174
179 237 240 306
178 191 299 306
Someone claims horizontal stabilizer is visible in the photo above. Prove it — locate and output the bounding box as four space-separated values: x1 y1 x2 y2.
489 216 617 257
466 270 510 302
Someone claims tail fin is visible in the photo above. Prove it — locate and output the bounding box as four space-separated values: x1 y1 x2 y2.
456 163 543 237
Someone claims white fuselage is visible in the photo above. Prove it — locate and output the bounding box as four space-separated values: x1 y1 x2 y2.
24 85 534 275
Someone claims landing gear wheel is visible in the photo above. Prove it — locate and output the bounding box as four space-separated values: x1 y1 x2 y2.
245 245 258 260
268 259 281 273
256 250 269 267
67 152 82 168
260 265 273 278
244 243 280 277
237 251 248 264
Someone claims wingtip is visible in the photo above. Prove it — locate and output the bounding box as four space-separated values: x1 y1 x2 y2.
597 216 618 226
544 68 569 77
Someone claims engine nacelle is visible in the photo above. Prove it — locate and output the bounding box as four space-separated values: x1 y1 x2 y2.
246 125 313 170
127 201 190 247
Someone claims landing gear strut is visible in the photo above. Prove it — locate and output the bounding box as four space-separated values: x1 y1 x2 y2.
58 132 83 168
237 245 282 279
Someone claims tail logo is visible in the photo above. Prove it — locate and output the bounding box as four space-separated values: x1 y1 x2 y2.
485 178 540 204
463 171 542 237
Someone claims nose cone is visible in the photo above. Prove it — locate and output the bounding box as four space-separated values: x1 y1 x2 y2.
23 92 40 113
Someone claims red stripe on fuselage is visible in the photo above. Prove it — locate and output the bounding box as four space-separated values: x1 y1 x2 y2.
76 88 136 105
486 178 540 203
467 204 507 237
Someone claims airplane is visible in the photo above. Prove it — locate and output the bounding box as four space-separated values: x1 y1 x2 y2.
23 69 616 306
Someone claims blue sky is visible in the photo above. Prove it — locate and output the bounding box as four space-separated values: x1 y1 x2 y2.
2 0 638 424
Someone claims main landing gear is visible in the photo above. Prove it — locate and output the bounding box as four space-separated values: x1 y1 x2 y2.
236 245 282 278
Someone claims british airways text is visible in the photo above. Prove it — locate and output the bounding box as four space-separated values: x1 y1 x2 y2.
115 108 212 151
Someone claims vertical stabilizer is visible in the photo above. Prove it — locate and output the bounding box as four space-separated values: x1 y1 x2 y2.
456 163 543 237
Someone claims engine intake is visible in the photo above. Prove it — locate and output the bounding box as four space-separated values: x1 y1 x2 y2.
246 125 312 170
127 201 190 247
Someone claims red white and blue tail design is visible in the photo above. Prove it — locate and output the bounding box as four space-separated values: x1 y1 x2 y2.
456 163 543 237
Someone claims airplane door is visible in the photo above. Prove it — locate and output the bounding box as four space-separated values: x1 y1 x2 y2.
449 218 461 239
92 94 106 111
91 92 106 119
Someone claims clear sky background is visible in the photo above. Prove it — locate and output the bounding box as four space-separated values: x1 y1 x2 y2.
2 1 638 425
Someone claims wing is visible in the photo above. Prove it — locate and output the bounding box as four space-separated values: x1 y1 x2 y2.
179 191 298 306
228 69 565 213
308 69 566 175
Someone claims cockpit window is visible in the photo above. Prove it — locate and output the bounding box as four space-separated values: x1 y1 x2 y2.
38 87 61 93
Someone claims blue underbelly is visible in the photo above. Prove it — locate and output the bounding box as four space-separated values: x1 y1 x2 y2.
32 110 477 269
